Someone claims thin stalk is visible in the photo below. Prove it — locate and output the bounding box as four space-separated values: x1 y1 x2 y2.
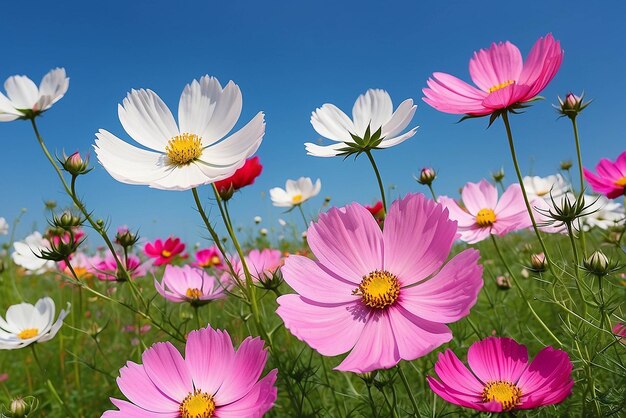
565 222 588 317
397 365 419 416
365 150 387 212
320 356 341 415
570 117 587 255
427 184 437 200
297 204 309 230
31 345 76 418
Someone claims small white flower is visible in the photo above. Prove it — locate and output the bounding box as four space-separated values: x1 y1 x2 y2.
0 297 70 350
260 228 268 236
0 68 69 121
306 89 418 157
523 174 570 201
0 217 8 236
278 218 287 227
270 177 321 208
94 75 265 191
581 195 624 231
11 232 55 274
254 216 262 224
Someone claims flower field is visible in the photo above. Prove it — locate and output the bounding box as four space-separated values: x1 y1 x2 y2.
0 32 625 418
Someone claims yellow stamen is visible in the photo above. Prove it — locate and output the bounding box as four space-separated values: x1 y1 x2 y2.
488 80 514 93
354 270 400 309
180 390 215 418
482 381 522 411
17 328 39 340
476 208 496 227
186 288 202 300
615 176 626 187
161 250 172 258
165 133 202 166
210 256 221 266
292 194 303 204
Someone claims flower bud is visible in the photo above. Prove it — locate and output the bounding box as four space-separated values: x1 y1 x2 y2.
254 216 262 224
416 167 436 186
115 227 139 248
583 250 610 276
60 151 91 176
491 167 505 183
530 252 546 272
560 160 573 171
51 211 83 230
44 200 57 210
260 228 268 236
8 397 32 417
556 92 591 119
495 275 511 290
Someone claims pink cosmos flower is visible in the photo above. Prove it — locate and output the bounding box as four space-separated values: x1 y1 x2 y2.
57 252 96 279
427 337 574 412
423 34 563 116
231 249 283 282
102 326 277 417
194 247 223 269
144 237 186 266
613 323 626 339
92 253 147 281
276 193 483 373
439 180 531 244
155 265 229 305
583 150 626 199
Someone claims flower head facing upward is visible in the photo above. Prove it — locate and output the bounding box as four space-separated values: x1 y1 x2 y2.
230 249 283 283
11 232 55 274
439 180 531 244
102 326 277 417
428 337 573 412
92 253 147 281
194 247 223 269
270 177 321 208
94 75 265 191
0 68 69 121
277 193 483 373
144 237 186 266
307 89 418 157
583 150 626 199
523 174 570 201
214 156 263 200
155 265 229 306
423 34 563 117
0 297 70 350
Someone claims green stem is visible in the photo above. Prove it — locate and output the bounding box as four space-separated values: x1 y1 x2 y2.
397 365 419 416
490 235 563 346
427 184 437 200
297 204 309 230
31 345 76 418
365 150 387 212
570 117 587 255
565 222 588 317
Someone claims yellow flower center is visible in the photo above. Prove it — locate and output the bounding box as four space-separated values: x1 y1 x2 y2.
488 80 515 93
615 176 626 187
476 208 496 227
354 270 400 309
165 133 203 166
17 328 39 340
536 189 549 197
180 390 215 418
482 381 522 411
291 194 303 204
186 288 203 300
161 250 172 258
200 256 221 268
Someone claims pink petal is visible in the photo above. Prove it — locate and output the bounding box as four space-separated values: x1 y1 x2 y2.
519 34 563 99
422 73 490 116
432 350 484 396
280 255 360 303
383 193 458 286
185 327 235 397
462 180 498 214
142 342 193 403
458 225 491 244
438 196 476 228
306 203 383 283
276 295 366 357
400 249 483 322
467 337 529 384
427 376 491 412
481 83 531 110
215 369 278 417
102 398 180 417
596 158 625 179
116 362 180 413
469 41 523 92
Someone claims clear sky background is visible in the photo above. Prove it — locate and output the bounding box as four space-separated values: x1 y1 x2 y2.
0 0 624 247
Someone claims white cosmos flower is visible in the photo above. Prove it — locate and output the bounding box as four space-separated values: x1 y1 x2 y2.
12 232 55 274
523 174 571 201
0 68 69 121
580 195 624 231
0 217 8 236
306 89 418 157
0 297 70 350
270 177 321 208
94 75 265 191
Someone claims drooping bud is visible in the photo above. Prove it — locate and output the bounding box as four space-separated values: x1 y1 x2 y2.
416 167 436 186
491 167 505 183
495 275 511 290
556 92 591 119
60 151 92 176
44 200 57 211
560 160 573 171
529 252 547 272
583 250 610 276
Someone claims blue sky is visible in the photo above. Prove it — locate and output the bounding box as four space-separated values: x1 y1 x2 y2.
0 0 624 247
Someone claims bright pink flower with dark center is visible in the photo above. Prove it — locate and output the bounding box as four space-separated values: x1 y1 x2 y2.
583 150 626 199
423 34 563 116
194 246 223 268
277 193 483 373
144 237 186 266
427 337 574 412
102 326 277 417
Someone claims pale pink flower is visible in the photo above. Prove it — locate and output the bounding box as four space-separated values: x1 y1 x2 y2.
584 150 626 199
428 337 573 412
231 249 283 282
155 265 229 305
92 253 147 281
423 34 563 116
277 193 483 373
102 326 277 417
439 180 531 244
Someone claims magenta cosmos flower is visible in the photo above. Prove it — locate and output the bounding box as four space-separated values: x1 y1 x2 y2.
276 193 483 373
428 337 574 412
155 265 229 305
92 253 147 281
439 180 531 244
423 34 563 116
102 326 277 417
583 150 626 199
194 246 223 269
144 237 186 266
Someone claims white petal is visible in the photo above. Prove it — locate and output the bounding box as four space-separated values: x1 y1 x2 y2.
38 68 69 109
5 303 35 330
178 76 242 146
304 142 343 157
378 126 418 149
381 98 416 138
0 92 20 114
4 75 39 109
94 129 172 185
148 163 214 191
118 89 179 151
199 112 264 166
310 104 355 143
352 89 393 135
37 303 70 343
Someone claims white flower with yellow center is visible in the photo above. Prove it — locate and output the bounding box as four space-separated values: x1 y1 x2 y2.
523 174 570 201
580 195 624 231
0 297 70 350
94 75 265 191
306 89 418 157
0 68 69 121
11 232 55 274
269 177 321 208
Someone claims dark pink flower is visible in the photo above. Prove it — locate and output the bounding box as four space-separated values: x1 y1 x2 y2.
583 150 626 199
193 247 223 268
92 253 147 281
144 237 186 266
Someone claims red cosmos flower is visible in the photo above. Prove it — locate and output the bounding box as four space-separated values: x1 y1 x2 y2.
365 201 385 222
144 237 186 266
214 156 263 200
